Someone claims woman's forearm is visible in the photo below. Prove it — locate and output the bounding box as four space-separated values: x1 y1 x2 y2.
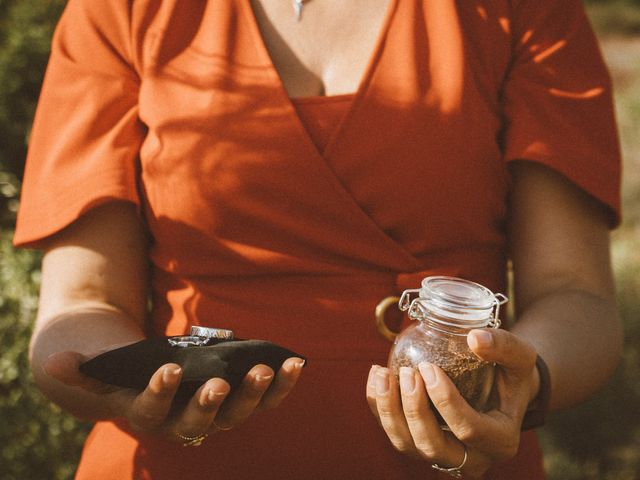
511 288 623 411
29 307 145 420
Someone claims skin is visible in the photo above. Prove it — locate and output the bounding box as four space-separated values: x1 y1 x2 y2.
248 6 622 475
30 0 622 473
31 0 389 442
31 202 305 440
250 0 391 96
366 162 622 477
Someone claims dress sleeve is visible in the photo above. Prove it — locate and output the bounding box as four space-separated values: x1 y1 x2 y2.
502 0 622 226
13 0 145 248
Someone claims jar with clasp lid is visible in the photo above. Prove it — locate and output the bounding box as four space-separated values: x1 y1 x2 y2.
387 276 507 428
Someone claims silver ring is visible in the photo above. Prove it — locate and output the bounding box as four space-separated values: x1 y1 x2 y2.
190 326 235 340
167 335 210 348
431 445 468 478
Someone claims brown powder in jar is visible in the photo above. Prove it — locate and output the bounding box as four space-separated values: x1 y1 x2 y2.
390 347 494 426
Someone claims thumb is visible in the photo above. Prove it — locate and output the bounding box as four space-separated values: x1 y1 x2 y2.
43 351 117 394
467 329 537 377
467 329 538 420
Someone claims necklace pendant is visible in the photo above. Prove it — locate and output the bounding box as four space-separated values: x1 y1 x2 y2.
293 0 304 21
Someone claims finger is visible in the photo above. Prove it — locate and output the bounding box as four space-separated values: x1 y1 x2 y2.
170 378 230 437
366 365 382 420
43 351 118 394
374 367 417 456
398 368 444 456
467 329 537 375
257 357 305 411
127 363 182 431
468 329 537 418
400 367 471 467
215 364 275 429
419 363 491 446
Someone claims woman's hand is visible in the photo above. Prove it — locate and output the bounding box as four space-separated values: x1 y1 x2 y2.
43 351 305 443
31 203 303 441
366 328 538 478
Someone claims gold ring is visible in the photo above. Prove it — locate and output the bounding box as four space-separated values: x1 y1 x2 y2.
212 419 234 431
175 431 208 447
375 296 401 341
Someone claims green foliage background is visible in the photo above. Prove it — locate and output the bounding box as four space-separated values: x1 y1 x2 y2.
0 1 638 479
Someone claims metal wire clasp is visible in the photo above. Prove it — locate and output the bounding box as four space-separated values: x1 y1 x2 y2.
398 288 426 321
490 293 508 329
399 288 508 328
399 288 421 312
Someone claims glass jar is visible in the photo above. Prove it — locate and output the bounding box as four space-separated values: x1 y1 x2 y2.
388 276 507 427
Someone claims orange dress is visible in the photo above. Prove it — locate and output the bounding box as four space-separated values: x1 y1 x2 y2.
15 1 621 479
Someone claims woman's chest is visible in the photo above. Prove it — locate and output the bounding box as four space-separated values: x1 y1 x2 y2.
135 0 514 258
249 0 392 97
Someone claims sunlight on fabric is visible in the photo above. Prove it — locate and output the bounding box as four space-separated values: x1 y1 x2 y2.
426 0 464 113
549 87 605 99
533 40 568 63
520 29 534 45
498 17 510 35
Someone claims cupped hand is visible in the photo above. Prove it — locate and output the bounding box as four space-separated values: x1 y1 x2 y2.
44 351 305 442
366 328 538 478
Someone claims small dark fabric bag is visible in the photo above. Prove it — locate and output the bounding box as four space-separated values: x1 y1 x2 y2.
80 337 305 406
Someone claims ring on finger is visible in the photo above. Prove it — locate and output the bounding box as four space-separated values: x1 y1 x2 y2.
174 431 209 447
431 445 468 478
212 419 234 431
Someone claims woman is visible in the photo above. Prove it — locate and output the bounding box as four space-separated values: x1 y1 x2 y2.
15 0 622 478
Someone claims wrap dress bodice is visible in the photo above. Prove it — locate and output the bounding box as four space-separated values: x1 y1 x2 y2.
15 0 621 478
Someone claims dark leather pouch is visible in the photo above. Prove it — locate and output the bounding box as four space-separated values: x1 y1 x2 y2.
79 337 305 406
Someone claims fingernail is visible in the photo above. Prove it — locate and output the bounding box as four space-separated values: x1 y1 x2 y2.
375 369 389 395
419 363 436 387
399 367 416 394
289 358 306 371
202 388 226 405
254 374 274 383
43 353 59 376
163 366 181 387
368 365 379 385
469 330 494 349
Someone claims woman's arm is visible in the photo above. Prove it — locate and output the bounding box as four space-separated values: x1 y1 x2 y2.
508 160 622 410
30 201 304 437
30 201 151 419
366 161 623 477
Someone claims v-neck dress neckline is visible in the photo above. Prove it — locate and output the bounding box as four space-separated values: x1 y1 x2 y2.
240 0 399 160
291 94 355 154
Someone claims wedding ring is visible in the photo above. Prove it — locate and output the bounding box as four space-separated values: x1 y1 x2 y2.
431 445 468 478
190 326 235 340
175 431 208 447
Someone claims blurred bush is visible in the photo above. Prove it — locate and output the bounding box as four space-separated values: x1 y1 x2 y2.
586 0 640 35
0 0 66 228
0 1 639 479
0 231 91 480
540 260 640 479
538 6 640 480
0 3 90 479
